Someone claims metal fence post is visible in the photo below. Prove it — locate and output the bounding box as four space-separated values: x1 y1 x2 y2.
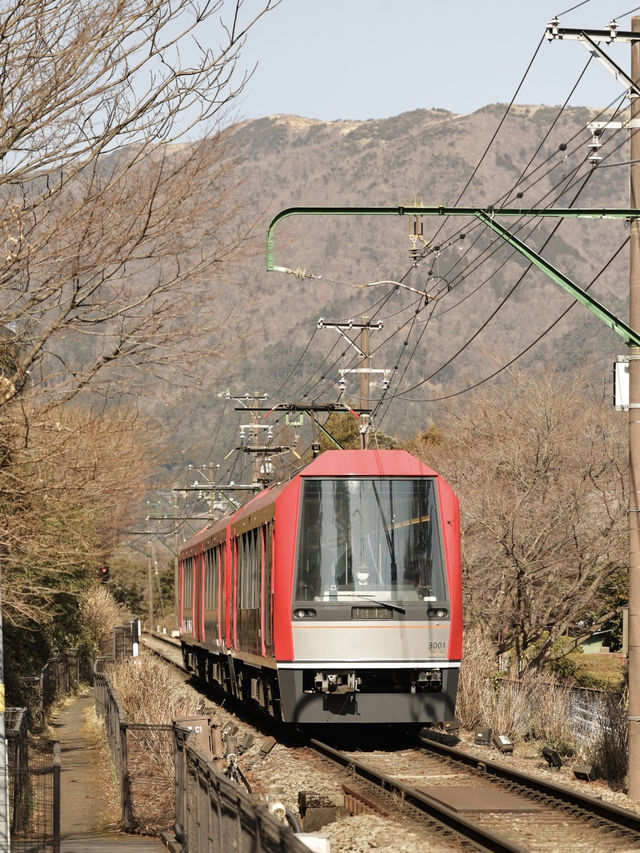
53 741 60 853
173 726 188 850
120 722 134 831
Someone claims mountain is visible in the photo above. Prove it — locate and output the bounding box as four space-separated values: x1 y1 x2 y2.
167 104 631 468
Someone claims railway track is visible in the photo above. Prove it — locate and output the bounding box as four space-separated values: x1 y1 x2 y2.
315 736 640 852
143 633 640 851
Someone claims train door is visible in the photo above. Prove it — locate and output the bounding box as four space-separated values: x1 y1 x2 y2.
181 556 194 636
217 543 224 645
260 522 274 656
195 549 205 641
237 528 261 655
231 536 238 649
204 546 217 643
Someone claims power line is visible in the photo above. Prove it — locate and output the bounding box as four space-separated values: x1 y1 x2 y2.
394 235 629 404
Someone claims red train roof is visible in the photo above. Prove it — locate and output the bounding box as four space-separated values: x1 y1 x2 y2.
297 449 440 478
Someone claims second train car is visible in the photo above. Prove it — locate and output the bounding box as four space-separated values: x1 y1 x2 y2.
179 448 462 726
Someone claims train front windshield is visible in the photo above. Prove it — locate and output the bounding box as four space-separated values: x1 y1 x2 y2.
295 478 447 602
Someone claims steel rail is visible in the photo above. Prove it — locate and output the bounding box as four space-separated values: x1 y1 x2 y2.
310 738 528 853
420 735 640 834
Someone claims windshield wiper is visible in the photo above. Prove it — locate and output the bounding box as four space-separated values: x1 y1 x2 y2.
353 596 405 615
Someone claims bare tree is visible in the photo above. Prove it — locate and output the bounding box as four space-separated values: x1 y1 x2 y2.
0 400 154 627
0 0 278 408
409 369 628 672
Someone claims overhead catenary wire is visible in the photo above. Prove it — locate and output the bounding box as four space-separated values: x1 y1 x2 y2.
367 90 631 421
378 167 596 406
394 235 629 404
370 139 614 425
556 0 593 13
270 63 630 425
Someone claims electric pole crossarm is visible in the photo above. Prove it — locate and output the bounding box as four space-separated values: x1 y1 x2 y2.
266 206 640 270
476 211 640 347
576 32 640 97
545 26 640 41
234 404 372 413
174 485 259 491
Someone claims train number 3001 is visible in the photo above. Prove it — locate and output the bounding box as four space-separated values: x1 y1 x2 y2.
428 641 447 651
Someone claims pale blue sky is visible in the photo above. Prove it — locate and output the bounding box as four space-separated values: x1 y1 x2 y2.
230 1 640 121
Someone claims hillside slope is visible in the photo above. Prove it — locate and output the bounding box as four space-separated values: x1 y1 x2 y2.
166 105 630 464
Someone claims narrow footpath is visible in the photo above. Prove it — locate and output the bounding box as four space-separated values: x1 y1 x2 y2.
49 690 166 853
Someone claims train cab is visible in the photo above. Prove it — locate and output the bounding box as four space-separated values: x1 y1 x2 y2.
273 450 461 724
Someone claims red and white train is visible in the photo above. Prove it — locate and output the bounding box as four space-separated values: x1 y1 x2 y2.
179 449 462 726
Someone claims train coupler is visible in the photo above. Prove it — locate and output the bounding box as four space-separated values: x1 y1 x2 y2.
314 671 361 694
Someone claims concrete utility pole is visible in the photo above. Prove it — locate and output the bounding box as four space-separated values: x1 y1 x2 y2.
359 316 371 449
0 564 10 850
629 15 640 801
173 488 179 633
146 513 154 633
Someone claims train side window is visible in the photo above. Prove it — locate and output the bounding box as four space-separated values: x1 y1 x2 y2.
204 547 217 609
239 528 260 609
183 556 194 608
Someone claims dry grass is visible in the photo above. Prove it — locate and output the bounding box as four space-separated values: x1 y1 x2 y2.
586 689 628 785
84 704 121 831
457 631 574 750
81 586 131 655
570 653 626 690
455 631 496 731
107 653 201 723
104 652 203 834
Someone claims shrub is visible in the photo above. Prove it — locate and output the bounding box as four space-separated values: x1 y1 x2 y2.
107 654 201 725
457 632 576 748
586 689 628 786
105 654 203 832
455 630 497 731
81 586 130 655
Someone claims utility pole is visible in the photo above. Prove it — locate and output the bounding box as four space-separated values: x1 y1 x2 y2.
227 391 272 486
250 391 263 485
629 14 640 801
318 317 385 447
146 511 154 633
0 562 10 851
173 488 179 633
360 315 370 449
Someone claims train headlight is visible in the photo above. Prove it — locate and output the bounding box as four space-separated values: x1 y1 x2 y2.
293 608 316 618
427 608 448 619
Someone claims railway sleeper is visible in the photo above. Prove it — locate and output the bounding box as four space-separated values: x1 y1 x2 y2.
343 783 392 818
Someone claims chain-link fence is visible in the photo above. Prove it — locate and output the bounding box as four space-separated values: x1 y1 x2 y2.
7 709 60 853
23 648 90 731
